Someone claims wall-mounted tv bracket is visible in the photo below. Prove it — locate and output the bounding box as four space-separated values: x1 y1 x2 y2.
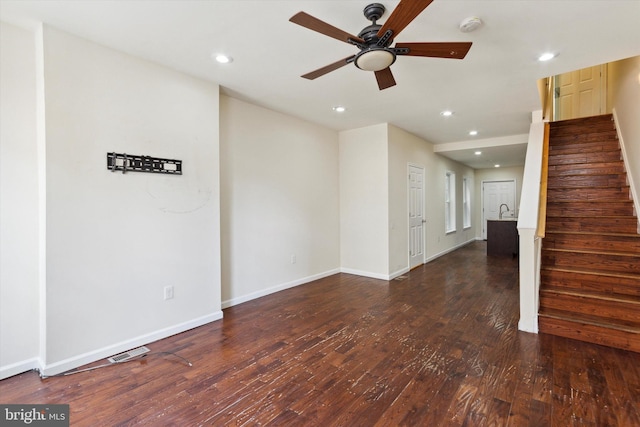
107 152 182 175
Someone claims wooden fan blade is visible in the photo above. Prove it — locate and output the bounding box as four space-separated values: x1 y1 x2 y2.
301 56 355 80
395 42 473 59
377 0 434 38
290 12 364 44
375 67 396 90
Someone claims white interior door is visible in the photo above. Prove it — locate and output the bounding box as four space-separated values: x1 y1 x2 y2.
555 65 605 121
408 165 425 269
482 180 516 239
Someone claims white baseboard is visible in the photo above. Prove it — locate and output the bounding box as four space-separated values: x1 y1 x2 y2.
339 267 391 280
342 240 477 281
0 357 42 381
425 238 476 263
39 311 223 377
222 269 340 309
388 267 410 280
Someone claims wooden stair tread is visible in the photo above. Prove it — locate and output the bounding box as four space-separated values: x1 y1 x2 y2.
546 214 636 219
545 230 640 238
547 199 633 206
538 310 640 334
541 266 640 281
540 286 640 305
546 184 629 190
542 247 640 257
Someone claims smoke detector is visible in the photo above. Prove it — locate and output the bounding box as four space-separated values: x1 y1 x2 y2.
459 17 482 33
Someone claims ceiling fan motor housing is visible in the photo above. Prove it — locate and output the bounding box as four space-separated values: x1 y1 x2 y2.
363 3 386 23
354 3 396 72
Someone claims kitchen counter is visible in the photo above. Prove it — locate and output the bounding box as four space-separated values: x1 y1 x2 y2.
487 219 518 257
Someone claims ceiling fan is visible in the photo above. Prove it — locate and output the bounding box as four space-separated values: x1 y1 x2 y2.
289 0 472 90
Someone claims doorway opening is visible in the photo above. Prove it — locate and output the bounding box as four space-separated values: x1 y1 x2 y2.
481 180 516 240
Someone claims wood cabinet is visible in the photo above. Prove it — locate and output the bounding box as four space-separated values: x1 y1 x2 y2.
487 220 518 257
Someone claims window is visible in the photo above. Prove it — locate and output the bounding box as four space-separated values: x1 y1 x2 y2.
463 177 471 229
445 171 456 233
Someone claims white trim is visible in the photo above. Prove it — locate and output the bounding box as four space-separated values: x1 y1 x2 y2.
339 268 390 281
35 22 48 374
222 269 340 308
389 267 410 280
39 312 222 377
462 176 471 229
0 358 42 381
517 120 546 334
407 163 426 270
445 170 456 234
612 109 640 233
339 267 409 281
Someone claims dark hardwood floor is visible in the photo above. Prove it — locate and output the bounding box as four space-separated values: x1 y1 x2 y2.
2 241 639 426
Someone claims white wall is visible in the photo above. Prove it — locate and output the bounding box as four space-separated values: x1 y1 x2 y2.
0 22 41 377
339 124 390 278
0 25 223 377
609 56 640 217
474 166 525 239
388 125 435 276
388 125 476 269
340 123 475 279
219 95 340 307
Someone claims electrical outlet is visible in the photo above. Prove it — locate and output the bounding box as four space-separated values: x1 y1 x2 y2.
164 285 174 300
291 254 296 264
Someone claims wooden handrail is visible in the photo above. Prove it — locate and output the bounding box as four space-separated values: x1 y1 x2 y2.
540 76 554 121
536 122 550 238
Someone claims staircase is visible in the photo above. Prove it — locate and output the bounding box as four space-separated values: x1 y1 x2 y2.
538 114 640 352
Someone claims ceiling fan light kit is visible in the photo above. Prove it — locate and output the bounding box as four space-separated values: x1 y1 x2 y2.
289 0 472 90
355 49 395 71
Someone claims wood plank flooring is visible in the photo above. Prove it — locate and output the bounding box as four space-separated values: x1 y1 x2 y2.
2 241 639 426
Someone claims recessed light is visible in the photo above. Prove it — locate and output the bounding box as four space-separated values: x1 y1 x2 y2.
332 106 346 113
440 110 453 117
494 164 501 168
469 130 478 136
538 52 555 62
474 151 482 156
214 54 233 64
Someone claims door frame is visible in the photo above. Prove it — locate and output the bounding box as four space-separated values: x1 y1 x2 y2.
407 163 426 269
481 179 517 240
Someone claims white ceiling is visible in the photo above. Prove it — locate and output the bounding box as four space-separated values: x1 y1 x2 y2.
2 0 639 169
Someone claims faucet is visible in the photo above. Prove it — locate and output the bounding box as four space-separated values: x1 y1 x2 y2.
499 203 510 220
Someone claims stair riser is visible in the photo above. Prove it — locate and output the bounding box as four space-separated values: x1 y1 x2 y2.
549 130 617 143
538 316 640 352
545 217 637 234
540 293 640 325
548 151 622 166
548 162 625 177
551 120 614 132
545 217 638 233
550 115 614 131
547 175 628 188
547 187 630 201
549 140 620 156
540 269 640 297
546 203 635 217
544 233 640 253
542 251 640 274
